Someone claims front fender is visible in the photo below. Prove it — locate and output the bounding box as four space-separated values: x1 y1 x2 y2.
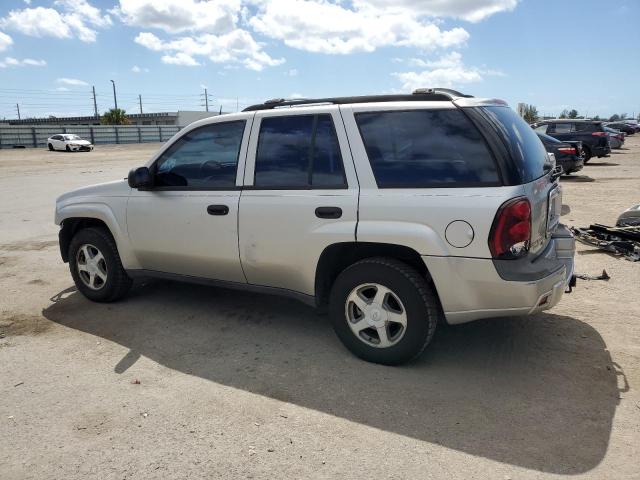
56 200 140 269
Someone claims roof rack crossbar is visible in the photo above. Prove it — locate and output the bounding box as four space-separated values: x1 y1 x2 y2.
242 88 473 112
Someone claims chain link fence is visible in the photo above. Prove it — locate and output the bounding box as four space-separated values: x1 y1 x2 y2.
0 125 182 149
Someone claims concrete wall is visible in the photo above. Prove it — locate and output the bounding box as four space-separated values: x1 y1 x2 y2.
0 125 182 149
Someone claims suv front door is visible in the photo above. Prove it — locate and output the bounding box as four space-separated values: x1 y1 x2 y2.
126 117 252 282
238 107 359 297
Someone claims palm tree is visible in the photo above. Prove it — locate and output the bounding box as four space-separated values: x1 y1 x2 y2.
101 108 130 125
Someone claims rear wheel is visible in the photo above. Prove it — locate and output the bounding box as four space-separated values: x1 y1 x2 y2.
582 145 592 163
48 143 54 151
329 257 440 365
69 227 132 302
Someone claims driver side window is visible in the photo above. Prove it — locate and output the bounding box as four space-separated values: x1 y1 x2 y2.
154 121 245 188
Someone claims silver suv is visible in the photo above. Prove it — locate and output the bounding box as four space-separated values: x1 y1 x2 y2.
55 88 576 365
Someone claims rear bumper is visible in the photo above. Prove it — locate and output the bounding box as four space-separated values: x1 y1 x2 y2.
593 145 611 156
558 156 584 174
423 224 575 325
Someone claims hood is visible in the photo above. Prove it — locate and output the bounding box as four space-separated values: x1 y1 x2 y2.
56 179 130 205
67 139 91 145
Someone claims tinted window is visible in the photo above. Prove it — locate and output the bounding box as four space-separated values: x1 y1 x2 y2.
254 114 346 188
355 109 499 188
549 123 572 134
154 121 245 188
482 106 548 182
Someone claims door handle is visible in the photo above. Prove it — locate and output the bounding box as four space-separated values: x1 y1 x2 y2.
207 204 229 216
315 206 342 219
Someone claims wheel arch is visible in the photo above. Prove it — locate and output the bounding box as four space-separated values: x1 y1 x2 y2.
315 242 435 308
59 217 112 262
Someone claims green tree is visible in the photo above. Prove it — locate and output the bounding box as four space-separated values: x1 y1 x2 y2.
568 109 578 119
559 109 569 119
523 104 539 124
101 108 130 125
609 114 620 122
592 115 600 121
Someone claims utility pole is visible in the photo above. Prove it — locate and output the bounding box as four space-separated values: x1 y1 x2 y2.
200 87 213 112
138 94 143 114
92 86 99 120
236 97 239 112
110 79 118 110
16 103 21 120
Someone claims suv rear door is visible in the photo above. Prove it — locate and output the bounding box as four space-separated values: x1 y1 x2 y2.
238 106 359 297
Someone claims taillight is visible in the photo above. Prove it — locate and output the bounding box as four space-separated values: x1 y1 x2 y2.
489 197 531 259
557 147 576 154
591 131 607 137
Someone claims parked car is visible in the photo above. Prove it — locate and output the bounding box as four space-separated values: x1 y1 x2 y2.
605 122 635 135
531 119 610 162
536 132 584 174
55 89 575 365
47 134 93 152
604 127 625 149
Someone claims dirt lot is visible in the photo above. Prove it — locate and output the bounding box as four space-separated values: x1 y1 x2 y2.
1 140 639 479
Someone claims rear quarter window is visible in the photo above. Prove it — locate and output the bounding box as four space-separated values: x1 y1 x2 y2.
480 106 548 183
355 109 500 188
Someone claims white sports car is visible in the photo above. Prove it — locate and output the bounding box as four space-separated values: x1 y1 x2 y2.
47 134 94 152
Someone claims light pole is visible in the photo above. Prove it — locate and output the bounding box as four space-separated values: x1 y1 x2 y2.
110 79 118 110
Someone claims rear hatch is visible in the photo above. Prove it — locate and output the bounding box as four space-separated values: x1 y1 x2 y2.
468 105 560 256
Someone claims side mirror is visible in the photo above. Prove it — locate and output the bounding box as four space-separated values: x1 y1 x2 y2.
128 167 153 189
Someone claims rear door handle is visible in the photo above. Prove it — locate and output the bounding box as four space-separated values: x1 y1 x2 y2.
207 204 229 216
315 206 342 219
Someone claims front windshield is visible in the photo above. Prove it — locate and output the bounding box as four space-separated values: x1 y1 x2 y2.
65 135 81 140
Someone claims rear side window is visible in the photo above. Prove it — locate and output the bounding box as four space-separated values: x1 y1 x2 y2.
481 106 548 183
254 114 346 188
549 123 572 134
355 109 499 188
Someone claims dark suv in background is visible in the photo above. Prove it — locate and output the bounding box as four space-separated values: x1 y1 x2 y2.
531 119 611 162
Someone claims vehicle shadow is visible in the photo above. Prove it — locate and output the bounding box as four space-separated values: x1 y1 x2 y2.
561 174 595 182
586 162 620 166
43 280 620 475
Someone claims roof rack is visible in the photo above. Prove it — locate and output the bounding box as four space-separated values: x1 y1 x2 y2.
242 88 473 112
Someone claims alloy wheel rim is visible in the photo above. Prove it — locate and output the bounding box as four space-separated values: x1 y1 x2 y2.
76 243 108 290
345 283 408 348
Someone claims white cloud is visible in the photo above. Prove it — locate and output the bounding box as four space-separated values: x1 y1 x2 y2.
0 1 111 42
249 0 469 55
114 0 240 34
290 92 304 98
0 31 12 52
131 65 149 73
135 30 284 71
355 0 518 22
57 77 89 86
286 68 298 76
393 52 503 91
161 52 200 66
0 56 46 68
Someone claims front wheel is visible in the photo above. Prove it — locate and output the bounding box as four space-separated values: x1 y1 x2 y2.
65 145 71 152
329 257 440 365
68 227 132 302
48 143 54 151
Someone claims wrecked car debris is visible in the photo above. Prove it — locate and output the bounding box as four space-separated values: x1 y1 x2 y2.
575 270 610 281
617 204 640 227
571 224 640 261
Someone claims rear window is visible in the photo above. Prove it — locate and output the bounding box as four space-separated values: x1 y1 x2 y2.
355 109 500 188
254 114 346 189
480 106 547 183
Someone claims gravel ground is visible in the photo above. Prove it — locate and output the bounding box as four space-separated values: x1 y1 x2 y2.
1 139 639 480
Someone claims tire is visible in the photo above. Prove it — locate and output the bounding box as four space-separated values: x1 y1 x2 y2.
68 227 132 302
65 145 71 152
329 257 440 365
48 143 54 151
582 146 592 163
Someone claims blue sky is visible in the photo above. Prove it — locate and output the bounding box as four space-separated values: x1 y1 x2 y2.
0 0 639 120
